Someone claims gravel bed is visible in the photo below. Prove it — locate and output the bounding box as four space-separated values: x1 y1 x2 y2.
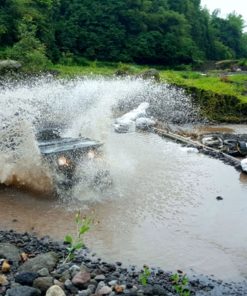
0 230 247 295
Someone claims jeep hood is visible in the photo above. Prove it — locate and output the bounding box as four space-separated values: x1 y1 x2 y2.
38 137 102 155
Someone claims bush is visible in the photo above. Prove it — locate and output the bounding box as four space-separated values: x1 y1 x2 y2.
59 52 90 66
174 64 192 71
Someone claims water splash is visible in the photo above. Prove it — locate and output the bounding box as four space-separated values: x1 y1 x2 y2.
0 76 199 195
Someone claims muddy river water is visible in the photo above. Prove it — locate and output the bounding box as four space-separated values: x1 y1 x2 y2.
0 77 247 282
1 131 247 281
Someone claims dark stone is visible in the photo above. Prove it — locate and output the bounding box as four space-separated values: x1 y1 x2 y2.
0 60 22 74
216 196 223 201
137 69 160 82
6 285 41 296
143 285 154 295
33 276 54 293
15 272 39 286
152 284 167 295
19 252 59 273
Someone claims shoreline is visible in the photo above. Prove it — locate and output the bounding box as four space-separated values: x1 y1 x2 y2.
0 230 247 296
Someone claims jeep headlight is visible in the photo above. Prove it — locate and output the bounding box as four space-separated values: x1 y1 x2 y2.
87 150 95 159
58 155 69 167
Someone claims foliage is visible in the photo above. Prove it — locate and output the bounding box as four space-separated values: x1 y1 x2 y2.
0 0 247 71
63 212 92 264
171 273 190 296
139 265 151 286
160 70 247 103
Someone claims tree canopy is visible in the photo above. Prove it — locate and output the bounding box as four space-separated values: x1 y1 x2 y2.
0 0 246 67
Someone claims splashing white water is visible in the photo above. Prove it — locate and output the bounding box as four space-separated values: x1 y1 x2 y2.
0 76 199 196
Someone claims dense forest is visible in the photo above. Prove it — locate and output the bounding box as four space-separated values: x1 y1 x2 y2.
0 0 247 69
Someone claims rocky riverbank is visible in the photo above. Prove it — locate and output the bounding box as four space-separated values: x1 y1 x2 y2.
0 230 247 296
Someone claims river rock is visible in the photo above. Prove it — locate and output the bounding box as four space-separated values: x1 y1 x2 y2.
152 284 167 295
33 276 54 293
95 281 106 293
98 285 112 295
64 279 78 294
136 69 160 82
15 272 39 286
108 280 117 286
72 271 91 288
45 285 66 296
69 264 80 277
77 289 91 296
38 267 50 276
19 252 59 273
95 274 106 281
59 269 71 281
0 243 20 265
6 285 41 296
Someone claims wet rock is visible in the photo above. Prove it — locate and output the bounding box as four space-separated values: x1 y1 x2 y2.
88 283 96 293
15 272 39 286
19 252 59 273
0 243 20 265
96 281 106 293
98 285 112 295
59 269 71 281
72 271 91 288
38 267 50 277
216 196 223 201
69 264 80 277
108 280 117 286
33 276 53 293
152 284 167 295
45 285 66 296
80 264 90 273
0 60 22 73
137 69 160 82
0 286 7 294
95 274 106 281
64 279 78 294
115 69 129 77
77 288 91 296
6 285 41 296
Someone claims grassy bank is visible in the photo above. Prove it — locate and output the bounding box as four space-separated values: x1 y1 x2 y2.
50 62 144 77
159 70 247 122
49 63 247 122
160 71 247 103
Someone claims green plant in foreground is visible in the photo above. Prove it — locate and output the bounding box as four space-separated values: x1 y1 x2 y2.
171 273 190 296
139 265 151 286
63 212 91 264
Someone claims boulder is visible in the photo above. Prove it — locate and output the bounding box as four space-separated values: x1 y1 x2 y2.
136 69 160 82
15 272 39 286
0 60 22 73
19 252 59 273
0 243 20 265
